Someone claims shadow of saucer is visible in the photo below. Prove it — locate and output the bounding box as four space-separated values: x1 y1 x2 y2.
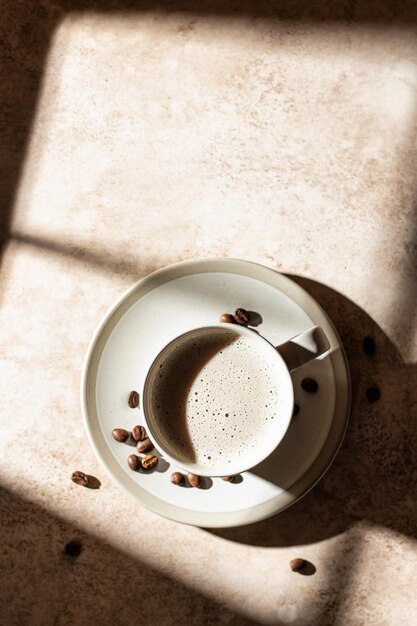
206 275 417 547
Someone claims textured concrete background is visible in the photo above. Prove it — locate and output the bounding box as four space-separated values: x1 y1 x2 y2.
1 1 416 625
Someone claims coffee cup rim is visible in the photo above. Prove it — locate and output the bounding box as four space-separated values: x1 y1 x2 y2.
142 323 294 477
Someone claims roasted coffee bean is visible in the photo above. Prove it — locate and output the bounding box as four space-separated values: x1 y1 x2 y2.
71 471 89 487
301 378 318 393
132 425 147 442
127 454 140 471
219 313 235 324
187 473 201 488
221 476 234 482
142 454 158 470
171 471 184 485
293 404 300 417
234 308 249 325
112 428 129 443
64 540 83 557
366 386 380 403
290 558 306 572
128 390 140 408
136 438 153 453
362 336 376 356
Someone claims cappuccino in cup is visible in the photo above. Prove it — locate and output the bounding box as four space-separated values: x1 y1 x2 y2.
143 326 293 476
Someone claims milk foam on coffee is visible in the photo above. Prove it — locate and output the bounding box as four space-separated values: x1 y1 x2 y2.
149 328 288 471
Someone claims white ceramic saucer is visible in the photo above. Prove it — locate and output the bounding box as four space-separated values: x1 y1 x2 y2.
81 258 350 528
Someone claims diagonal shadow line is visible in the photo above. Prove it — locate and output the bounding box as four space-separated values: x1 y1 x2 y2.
0 482 266 626
0 1 58 264
11 231 145 280
318 530 364 626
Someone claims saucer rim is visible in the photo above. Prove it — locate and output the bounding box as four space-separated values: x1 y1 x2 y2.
81 257 350 528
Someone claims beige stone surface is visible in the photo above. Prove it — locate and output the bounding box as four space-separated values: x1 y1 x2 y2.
1 2 417 625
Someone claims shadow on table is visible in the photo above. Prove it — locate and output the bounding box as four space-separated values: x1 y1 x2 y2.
207 275 417 547
2 0 417 275
0 484 263 626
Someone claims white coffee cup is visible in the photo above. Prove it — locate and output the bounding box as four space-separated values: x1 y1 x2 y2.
142 323 329 477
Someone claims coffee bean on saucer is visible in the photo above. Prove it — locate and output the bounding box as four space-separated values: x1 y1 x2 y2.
362 336 376 356
290 558 306 572
293 404 300 417
71 471 89 487
127 454 140 471
112 428 129 443
221 476 235 482
171 472 184 485
142 454 158 470
132 425 147 442
366 386 380 403
301 378 318 393
187 473 201 488
136 438 153 453
219 313 236 324
128 390 140 408
234 308 249 325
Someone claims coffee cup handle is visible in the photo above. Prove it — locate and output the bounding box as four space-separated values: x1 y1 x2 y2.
275 326 331 372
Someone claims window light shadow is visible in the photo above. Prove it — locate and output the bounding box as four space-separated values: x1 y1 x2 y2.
0 483 265 626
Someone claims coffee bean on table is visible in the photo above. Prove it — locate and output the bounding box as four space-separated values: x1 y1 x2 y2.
71 471 89 487
128 390 140 408
187 473 201 488
290 558 306 572
301 378 319 393
234 308 249 325
171 472 184 485
362 336 376 356
142 454 158 470
112 428 129 443
136 438 153 453
127 454 140 471
64 540 83 557
132 425 147 442
221 476 235 482
366 386 380 403
219 313 236 324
